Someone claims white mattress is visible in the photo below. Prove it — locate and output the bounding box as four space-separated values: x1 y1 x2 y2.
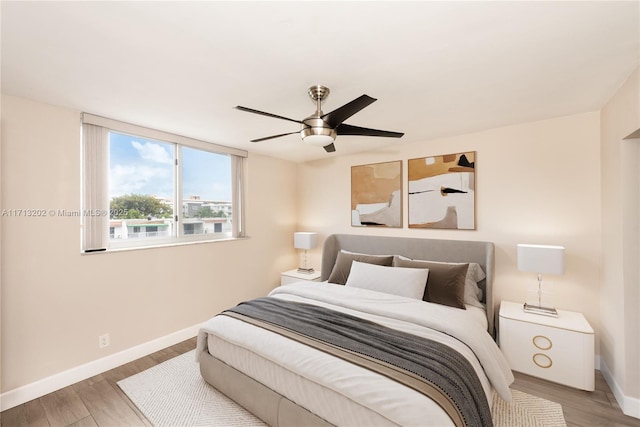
198 283 513 426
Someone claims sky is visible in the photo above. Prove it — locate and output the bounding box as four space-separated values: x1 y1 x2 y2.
109 132 231 201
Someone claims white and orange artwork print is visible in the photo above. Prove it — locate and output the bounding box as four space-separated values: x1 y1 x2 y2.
408 152 475 230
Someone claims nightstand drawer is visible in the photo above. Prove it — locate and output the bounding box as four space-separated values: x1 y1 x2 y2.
500 316 594 390
502 320 574 375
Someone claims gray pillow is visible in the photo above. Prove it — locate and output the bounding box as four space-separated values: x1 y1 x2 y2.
394 258 468 309
327 251 394 285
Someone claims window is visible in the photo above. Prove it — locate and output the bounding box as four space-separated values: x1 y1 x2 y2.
81 113 247 252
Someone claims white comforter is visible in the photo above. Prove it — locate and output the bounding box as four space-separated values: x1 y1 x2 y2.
197 283 514 426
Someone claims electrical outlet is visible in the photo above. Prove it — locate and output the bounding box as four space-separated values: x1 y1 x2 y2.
98 333 110 349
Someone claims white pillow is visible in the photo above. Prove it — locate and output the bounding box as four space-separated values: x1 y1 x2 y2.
345 261 428 300
465 263 486 300
394 255 486 308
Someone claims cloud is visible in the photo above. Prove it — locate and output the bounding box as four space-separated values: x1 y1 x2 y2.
131 140 173 164
110 164 173 198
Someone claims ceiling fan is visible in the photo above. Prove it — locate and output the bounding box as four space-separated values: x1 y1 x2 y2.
235 85 404 153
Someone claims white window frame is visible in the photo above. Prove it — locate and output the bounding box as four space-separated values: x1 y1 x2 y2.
81 113 247 253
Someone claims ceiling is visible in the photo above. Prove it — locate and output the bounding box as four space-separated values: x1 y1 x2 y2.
2 1 638 163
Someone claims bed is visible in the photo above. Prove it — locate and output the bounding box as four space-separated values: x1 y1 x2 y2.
196 234 514 426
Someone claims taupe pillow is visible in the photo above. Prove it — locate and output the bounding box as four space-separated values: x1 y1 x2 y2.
394 258 468 309
327 251 394 285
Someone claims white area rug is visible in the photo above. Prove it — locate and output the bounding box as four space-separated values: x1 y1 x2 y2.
493 389 566 427
118 351 265 427
118 350 566 427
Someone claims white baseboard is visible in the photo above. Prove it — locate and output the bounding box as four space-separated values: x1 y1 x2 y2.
0 323 201 411
600 358 640 419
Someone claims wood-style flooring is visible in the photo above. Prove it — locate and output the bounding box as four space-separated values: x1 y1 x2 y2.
512 370 640 427
0 338 196 427
1 337 638 426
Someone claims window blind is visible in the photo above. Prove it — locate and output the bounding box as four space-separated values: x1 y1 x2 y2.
81 123 110 252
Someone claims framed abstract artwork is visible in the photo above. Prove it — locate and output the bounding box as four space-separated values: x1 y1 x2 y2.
351 160 402 227
408 152 476 230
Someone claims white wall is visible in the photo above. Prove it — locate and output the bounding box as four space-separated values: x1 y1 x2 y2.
298 112 603 351
0 94 299 394
600 67 640 416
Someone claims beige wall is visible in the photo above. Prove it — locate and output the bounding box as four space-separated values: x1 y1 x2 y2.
600 67 640 405
0 94 298 392
298 112 603 351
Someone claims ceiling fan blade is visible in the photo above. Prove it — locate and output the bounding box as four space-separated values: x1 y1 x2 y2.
235 106 302 124
337 123 404 138
321 95 377 128
250 131 300 142
323 143 336 153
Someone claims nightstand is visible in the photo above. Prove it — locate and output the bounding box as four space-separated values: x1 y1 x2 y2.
280 269 322 286
499 300 594 391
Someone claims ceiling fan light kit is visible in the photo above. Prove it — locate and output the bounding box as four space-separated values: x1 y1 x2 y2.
301 133 336 147
300 118 336 147
235 85 404 153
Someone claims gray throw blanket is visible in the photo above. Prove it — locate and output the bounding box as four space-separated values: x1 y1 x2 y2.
223 297 493 427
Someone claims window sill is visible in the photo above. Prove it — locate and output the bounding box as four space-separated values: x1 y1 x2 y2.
81 236 250 255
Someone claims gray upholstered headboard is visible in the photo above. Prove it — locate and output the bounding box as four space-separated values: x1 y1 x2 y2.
320 234 496 337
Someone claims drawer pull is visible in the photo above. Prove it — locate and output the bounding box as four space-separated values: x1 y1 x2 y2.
533 335 552 350
532 353 553 369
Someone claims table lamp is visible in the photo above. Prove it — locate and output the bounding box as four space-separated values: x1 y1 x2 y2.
294 232 318 273
517 243 565 317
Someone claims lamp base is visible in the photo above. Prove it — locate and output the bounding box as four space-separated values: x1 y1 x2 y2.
523 303 558 317
297 267 315 274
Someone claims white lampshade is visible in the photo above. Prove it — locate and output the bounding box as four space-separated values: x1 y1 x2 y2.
517 244 565 275
294 232 318 250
